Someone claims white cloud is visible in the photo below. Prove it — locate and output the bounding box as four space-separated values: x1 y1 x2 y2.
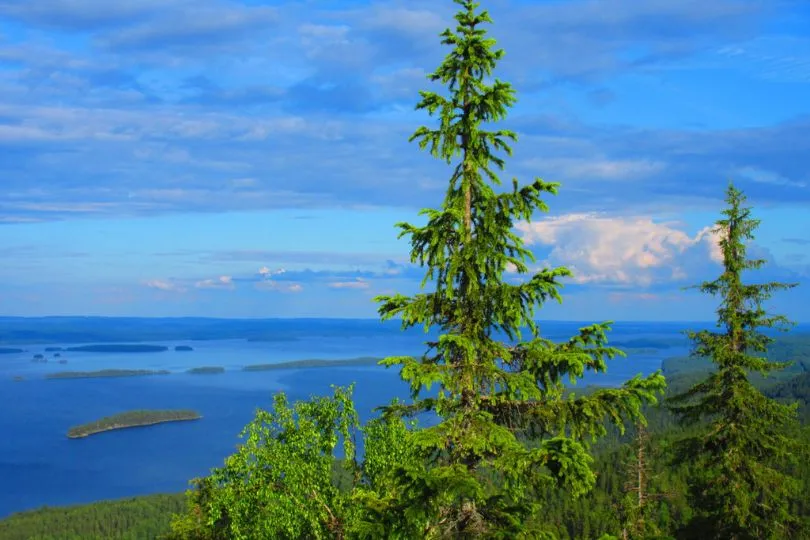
736 166 807 188
328 277 370 289
195 275 234 289
258 266 285 276
254 280 302 293
145 278 186 292
516 213 723 286
362 7 445 36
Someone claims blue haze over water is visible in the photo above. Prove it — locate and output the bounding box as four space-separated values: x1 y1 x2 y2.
0 319 695 518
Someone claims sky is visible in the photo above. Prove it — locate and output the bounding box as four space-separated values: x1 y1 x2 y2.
0 0 809 321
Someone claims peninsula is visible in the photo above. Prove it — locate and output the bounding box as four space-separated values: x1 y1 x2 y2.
66 344 168 353
46 369 170 380
67 409 201 438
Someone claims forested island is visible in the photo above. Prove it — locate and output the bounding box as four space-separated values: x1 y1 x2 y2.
67 410 201 439
66 344 168 353
174 345 194 351
186 366 224 374
243 356 381 371
0 347 23 354
46 369 170 380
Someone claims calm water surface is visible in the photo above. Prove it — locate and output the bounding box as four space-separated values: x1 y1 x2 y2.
0 321 689 517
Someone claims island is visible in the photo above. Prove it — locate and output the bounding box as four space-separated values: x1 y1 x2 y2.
12 376 24 382
186 366 224 374
243 356 382 371
46 369 171 380
44 347 64 352
0 347 24 354
65 344 169 353
67 409 201 439
31 354 47 363
174 345 194 351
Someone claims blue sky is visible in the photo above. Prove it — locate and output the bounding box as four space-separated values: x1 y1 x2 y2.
0 0 808 321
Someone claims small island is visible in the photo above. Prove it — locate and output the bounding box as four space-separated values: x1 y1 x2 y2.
174 345 194 351
44 347 64 352
186 366 224 374
0 347 24 354
31 354 47 363
243 356 382 371
46 369 171 380
12 376 24 382
67 409 201 439
65 344 169 353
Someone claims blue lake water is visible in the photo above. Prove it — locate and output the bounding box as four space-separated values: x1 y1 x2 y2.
0 320 692 518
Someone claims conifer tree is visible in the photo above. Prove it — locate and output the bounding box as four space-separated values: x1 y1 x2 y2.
669 183 802 540
619 424 669 540
370 1 666 536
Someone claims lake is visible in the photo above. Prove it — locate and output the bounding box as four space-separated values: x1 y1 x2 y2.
0 320 691 518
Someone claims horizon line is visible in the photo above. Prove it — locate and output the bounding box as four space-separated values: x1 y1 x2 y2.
2 315 806 325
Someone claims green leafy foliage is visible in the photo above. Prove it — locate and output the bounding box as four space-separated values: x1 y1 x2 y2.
166 386 361 539
668 183 805 539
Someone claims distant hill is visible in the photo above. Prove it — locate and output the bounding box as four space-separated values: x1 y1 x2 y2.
1 316 779 345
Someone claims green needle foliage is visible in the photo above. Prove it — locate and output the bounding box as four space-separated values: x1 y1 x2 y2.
370 1 666 537
669 183 803 540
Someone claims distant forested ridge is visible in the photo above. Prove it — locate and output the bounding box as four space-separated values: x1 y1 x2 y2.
0 493 185 539
0 316 401 344
67 410 201 438
66 344 168 353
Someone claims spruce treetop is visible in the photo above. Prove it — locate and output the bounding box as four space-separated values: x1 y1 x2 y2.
373 1 665 536
670 182 802 539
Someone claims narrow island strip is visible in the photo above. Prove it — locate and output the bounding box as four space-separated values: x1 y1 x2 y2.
243 356 383 371
46 369 170 380
186 366 225 374
67 409 201 439
65 344 169 353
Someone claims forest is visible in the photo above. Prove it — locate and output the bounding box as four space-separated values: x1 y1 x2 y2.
0 494 187 540
0 0 807 538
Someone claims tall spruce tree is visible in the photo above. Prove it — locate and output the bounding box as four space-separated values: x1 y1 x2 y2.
669 183 802 540
371 1 666 537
